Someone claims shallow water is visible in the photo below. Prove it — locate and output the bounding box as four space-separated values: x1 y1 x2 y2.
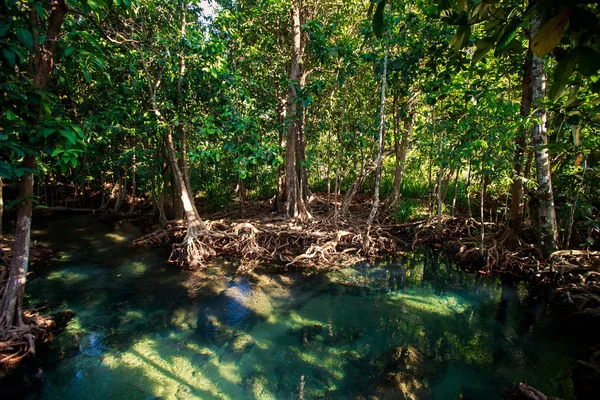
1 215 581 399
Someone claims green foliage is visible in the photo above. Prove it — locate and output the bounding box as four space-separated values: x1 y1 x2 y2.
395 198 426 223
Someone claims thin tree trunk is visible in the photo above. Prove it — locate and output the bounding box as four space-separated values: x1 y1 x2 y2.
529 11 559 256
113 174 127 212
365 38 389 242
572 125 583 167
436 127 445 231
451 167 460 214
388 106 414 208
505 53 533 247
129 151 137 214
466 160 472 218
480 172 486 262
427 110 435 216
164 131 206 234
0 177 3 240
275 96 287 213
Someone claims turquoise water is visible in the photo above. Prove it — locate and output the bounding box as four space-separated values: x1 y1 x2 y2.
1 215 579 399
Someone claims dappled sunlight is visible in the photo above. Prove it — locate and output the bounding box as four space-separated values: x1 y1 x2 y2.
116 261 148 277
45 269 87 283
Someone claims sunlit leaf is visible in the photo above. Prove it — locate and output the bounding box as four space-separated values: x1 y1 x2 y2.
494 18 521 57
532 9 571 58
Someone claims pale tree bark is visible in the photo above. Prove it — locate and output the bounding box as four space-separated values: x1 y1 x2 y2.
284 0 310 220
388 107 415 209
466 160 472 218
365 37 389 243
529 11 559 256
436 126 445 231
129 143 137 214
0 0 68 328
275 96 287 213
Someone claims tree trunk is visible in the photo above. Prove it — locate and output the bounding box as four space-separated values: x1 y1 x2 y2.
480 173 486 262
129 152 137 214
164 131 206 234
572 125 583 168
505 53 533 248
0 177 3 240
275 96 287 213
0 0 67 328
466 160 472 218
388 105 414 209
365 39 389 242
0 156 35 327
113 173 127 212
436 127 445 231
529 11 559 256
451 167 460 214
284 0 309 220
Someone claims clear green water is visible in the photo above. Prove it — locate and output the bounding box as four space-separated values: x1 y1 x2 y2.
1 215 579 399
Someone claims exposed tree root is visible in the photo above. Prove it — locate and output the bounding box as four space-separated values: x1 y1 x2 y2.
0 311 54 368
131 211 396 271
409 215 600 323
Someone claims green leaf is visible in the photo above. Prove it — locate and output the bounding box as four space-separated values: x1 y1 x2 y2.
450 26 469 52
71 125 85 139
494 18 521 57
51 148 64 157
3 48 15 67
5 109 17 121
472 47 490 64
532 9 571 58
60 129 77 145
549 50 577 101
372 1 385 39
6 143 25 157
15 27 33 50
33 3 44 18
40 127 57 138
576 46 600 78
64 47 75 57
0 22 10 37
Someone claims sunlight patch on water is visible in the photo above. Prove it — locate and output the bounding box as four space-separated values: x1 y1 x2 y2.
46 269 87 283
117 261 147 277
104 233 128 243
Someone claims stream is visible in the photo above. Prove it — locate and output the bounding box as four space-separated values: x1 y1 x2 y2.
0 214 583 399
